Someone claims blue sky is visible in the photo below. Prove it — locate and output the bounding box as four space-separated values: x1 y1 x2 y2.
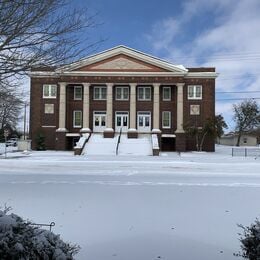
74 0 260 130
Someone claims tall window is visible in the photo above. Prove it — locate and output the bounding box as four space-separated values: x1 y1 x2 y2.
43 84 57 98
163 87 171 101
162 111 171 128
73 110 82 128
138 86 151 100
94 86 107 100
74 86 82 100
188 85 202 99
116 87 129 100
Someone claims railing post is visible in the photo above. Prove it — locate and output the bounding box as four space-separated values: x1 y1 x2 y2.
245 148 247 157
232 148 233 157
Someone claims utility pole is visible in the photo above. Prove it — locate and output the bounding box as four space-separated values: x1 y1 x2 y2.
23 102 28 140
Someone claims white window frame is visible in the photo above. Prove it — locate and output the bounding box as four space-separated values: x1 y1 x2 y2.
73 110 82 128
43 84 57 99
74 86 82 100
188 85 202 100
93 86 107 100
162 87 171 101
162 111 171 129
138 86 151 101
115 86 129 100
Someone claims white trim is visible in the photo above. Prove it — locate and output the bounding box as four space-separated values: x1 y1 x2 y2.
115 111 129 132
73 110 82 128
187 85 202 100
57 45 188 73
42 125 56 128
162 86 171 101
66 133 81 137
93 111 107 132
161 134 176 138
74 85 83 100
137 111 151 132
185 72 218 78
30 70 218 78
162 111 171 129
42 84 57 99
137 86 151 101
93 86 107 100
115 86 129 101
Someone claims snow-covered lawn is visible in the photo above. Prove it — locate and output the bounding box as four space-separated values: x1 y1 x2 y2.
0 145 260 260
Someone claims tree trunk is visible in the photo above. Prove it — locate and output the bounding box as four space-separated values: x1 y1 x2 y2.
196 133 199 151
199 132 207 151
236 132 242 146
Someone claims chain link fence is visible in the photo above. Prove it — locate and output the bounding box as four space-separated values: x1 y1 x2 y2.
232 147 260 157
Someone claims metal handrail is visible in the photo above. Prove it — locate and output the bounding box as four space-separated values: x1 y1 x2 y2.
116 128 122 155
30 222 55 231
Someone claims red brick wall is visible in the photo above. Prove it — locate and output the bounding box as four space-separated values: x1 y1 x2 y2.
30 75 215 151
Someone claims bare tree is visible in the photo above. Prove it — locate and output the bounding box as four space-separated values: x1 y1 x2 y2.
233 99 260 146
0 88 23 130
0 0 100 81
184 117 218 151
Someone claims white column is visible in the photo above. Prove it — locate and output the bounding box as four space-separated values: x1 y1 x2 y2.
56 82 67 132
106 83 113 130
175 83 185 133
81 83 91 132
129 83 137 130
152 83 160 132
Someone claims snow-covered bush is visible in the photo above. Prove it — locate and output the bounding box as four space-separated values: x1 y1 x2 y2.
235 219 260 259
0 208 79 259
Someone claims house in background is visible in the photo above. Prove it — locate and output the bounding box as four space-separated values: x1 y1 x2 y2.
29 46 218 153
218 130 260 146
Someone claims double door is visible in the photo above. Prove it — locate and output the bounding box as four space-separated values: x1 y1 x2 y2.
93 112 106 132
137 112 151 132
115 112 128 132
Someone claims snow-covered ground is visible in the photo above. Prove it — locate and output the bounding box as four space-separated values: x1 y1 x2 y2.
0 145 260 260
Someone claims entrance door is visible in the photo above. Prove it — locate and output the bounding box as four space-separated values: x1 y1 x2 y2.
93 111 106 132
137 112 151 132
115 112 128 132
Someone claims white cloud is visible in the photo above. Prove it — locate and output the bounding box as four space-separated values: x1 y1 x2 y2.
146 0 260 130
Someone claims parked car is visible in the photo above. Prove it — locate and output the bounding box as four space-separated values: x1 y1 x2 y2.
6 138 18 147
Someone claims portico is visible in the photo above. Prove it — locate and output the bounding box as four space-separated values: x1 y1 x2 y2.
30 45 217 152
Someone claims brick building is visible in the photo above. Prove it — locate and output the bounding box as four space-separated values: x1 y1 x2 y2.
29 46 217 152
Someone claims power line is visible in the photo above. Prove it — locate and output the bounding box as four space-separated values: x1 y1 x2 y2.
216 97 260 101
216 91 260 94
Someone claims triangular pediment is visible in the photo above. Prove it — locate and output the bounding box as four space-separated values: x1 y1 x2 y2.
59 46 188 74
75 54 169 72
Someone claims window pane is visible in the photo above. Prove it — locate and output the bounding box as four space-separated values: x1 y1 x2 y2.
123 116 127 126
95 117 99 126
116 88 122 99
74 111 82 127
188 86 194 98
117 116 121 126
101 87 107 99
123 88 129 99
43 85 49 97
94 88 100 99
50 85 56 97
138 88 144 100
139 116 143 126
163 87 170 100
145 116 150 126
101 116 106 126
74 87 82 99
163 112 170 127
145 88 151 100
196 86 202 98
